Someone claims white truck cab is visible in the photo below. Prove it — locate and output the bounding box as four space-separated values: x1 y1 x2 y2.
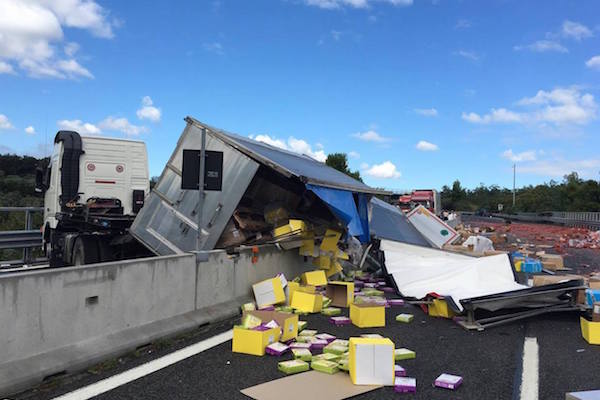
37 131 150 266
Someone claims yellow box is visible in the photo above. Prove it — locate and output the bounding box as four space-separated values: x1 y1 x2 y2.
350 303 385 328
301 270 327 286
325 260 343 278
291 291 323 313
349 337 395 385
245 310 299 342
299 232 315 256
232 326 281 356
326 281 354 307
252 277 286 308
580 317 600 345
336 248 350 260
320 229 342 252
287 282 316 304
274 219 307 238
312 255 331 270
428 299 456 319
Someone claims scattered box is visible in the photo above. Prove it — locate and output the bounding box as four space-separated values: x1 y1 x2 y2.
394 348 416 361
311 360 339 374
299 329 317 337
315 333 336 342
302 270 328 286
360 334 383 339
322 307 342 316
394 377 416 393
326 281 355 307
330 339 349 347
349 337 395 385
266 342 290 356
232 326 281 356
242 302 256 312
532 274 586 287
278 359 310 375
309 337 329 350
320 229 342 253
593 302 600 322
580 316 600 345
428 299 456 319
244 310 299 342
253 277 286 308
394 365 406 377
274 219 307 238
329 316 351 326
338 359 349 371
388 299 404 306
291 291 323 313
540 253 564 270
350 303 386 328
298 320 308 332
324 344 348 355
434 373 463 390
312 353 340 363
292 348 312 362
290 342 312 350
395 313 414 323
241 314 263 329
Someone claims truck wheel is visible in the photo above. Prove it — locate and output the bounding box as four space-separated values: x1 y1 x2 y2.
72 236 99 266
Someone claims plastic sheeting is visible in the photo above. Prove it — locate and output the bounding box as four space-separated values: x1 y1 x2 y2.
369 197 431 247
306 184 369 243
381 239 526 311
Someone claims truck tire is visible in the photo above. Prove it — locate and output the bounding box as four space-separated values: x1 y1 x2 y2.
72 236 99 266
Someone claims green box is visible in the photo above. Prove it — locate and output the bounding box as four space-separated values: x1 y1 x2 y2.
299 329 317 337
395 348 416 361
395 313 414 323
278 360 310 375
321 307 342 316
292 348 312 362
323 344 347 355
311 360 339 374
338 358 349 371
312 353 340 362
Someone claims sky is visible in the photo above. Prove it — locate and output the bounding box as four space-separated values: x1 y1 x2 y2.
1 0 599 192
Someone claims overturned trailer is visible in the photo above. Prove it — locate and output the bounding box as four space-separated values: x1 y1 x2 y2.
131 116 387 257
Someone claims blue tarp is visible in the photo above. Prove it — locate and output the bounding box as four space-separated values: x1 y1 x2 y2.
306 184 369 243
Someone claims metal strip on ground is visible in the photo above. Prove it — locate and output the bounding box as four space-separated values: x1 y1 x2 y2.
51 329 233 400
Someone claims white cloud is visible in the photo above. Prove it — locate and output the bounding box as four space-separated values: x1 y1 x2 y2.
514 40 568 53
64 41 80 57
25 126 35 135
99 117 147 136
414 108 438 117
136 96 161 122
519 158 600 179
501 149 536 162
0 114 14 129
0 0 115 79
203 42 223 55
415 140 439 151
586 55 600 71
0 61 15 74
57 119 100 135
252 134 327 162
562 20 592 41
304 0 412 9
363 161 401 179
352 129 389 143
463 87 597 126
348 151 360 159
454 50 479 61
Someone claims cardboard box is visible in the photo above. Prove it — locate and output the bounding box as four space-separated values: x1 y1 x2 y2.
320 229 342 253
324 260 343 278
252 277 286 308
350 303 386 328
244 310 299 342
532 274 586 287
301 270 328 286
312 255 331 270
291 291 323 313
327 281 355 307
232 326 281 356
349 337 395 385
428 299 456 319
593 303 600 322
540 253 564 270
274 219 307 238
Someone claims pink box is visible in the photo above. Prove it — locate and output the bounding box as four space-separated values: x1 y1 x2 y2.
329 316 351 326
434 374 463 390
394 377 416 393
388 299 405 306
395 365 406 377
265 342 290 356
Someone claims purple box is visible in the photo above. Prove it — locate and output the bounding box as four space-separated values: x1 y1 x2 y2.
394 377 416 393
309 338 328 350
395 365 406 377
364 282 377 288
265 342 290 356
353 280 364 288
388 299 405 306
329 316 351 326
434 374 463 390
381 286 395 293
258 305 275 311
252 325 270 331
315 333 336 342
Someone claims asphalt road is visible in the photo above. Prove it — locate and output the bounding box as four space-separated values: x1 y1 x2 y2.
13 303 600 400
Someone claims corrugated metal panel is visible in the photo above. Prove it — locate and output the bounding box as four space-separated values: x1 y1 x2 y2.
369 197 431 247
185 117 389 195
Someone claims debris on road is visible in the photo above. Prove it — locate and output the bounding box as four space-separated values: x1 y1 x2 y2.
434 373 463 390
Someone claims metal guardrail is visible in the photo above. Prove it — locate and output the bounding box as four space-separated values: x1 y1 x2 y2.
462 211 600 230
0 207 44 264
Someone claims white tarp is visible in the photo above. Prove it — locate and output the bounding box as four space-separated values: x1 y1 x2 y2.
462 235 494 253
406 206 458 248
381 239 526 311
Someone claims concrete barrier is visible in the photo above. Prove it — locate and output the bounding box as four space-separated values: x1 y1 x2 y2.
0 245 310 396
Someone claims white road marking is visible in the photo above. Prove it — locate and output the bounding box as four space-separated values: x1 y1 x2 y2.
520 337 539 400
52 329 233 400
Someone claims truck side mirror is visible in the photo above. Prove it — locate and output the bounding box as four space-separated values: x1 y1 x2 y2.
35 167 47 193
